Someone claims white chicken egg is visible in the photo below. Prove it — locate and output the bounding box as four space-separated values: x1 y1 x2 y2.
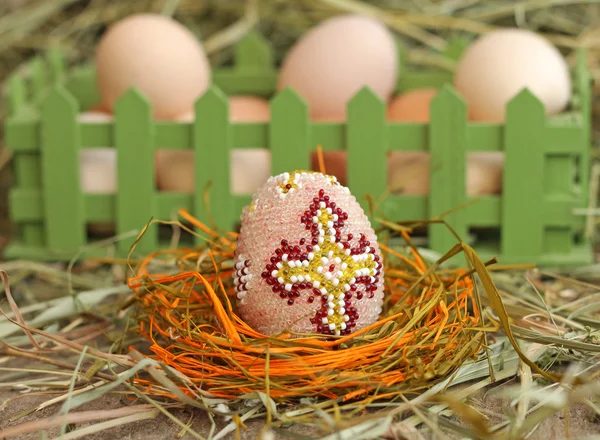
454 28 571 122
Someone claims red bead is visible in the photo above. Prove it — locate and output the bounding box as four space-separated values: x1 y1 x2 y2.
319 189 325 197
286 184 292 189
308 296 314 303
288 299 295 305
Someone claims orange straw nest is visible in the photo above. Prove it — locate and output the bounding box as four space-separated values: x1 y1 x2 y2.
127 210 489 403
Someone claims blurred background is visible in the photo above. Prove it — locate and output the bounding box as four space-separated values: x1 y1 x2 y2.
2 0 600 246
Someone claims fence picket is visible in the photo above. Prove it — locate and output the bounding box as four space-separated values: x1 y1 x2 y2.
40 85 85 251
31 58 46 101
269 88 310 175
115 88 157 255
502 89 545 258
347 87 387 216
235 31 273 70
428 85 468 254
8 75 26 115
193 85 232 235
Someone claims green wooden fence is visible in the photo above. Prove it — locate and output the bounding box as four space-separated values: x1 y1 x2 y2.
2 31 594 266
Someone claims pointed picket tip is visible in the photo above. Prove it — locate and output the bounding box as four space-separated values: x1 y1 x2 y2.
443 35 471 61
348 86 385 111
270 87 308 112
114 87 151 112
431 84 465 106
235 30 273 68
195 84 228 112
41 84 78 116
47 47 66 83
506 87 544 115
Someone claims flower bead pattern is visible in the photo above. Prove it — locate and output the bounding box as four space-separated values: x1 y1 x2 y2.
234 171 385 337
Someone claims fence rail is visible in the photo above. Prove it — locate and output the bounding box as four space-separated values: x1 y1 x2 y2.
2 31 594 266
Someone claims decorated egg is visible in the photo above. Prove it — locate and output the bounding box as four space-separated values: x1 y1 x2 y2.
234 171 385 337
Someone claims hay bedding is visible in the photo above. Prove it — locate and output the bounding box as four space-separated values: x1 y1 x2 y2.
1 1 600 439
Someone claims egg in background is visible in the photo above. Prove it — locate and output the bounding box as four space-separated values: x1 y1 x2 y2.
386 88 504 195
277 14 398 121
454 28 571 122
95 13 211 120
155 96 272 194
78 110 117 236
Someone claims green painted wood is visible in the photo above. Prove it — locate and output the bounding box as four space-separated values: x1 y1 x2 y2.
575 48 592 234
388 124 428 152
232 123 268 148
80 123 112 147
65 66 101 111
30 57 47 101
40 85 85 251
11 154 43 246
347 87 387 215
502 89 545 258
269 88 310 174
235 31 274 70
155 122 191 149
544 155 577 197
543 126 584 153
193 85 233 235
466 125 502 152
8 75 26 115
428 85 468 254
47 47 66 83
5 118 38 151
311 123 345 151
114 88 157 255
85 194 114 221
382 196 427 221
211 71 277 97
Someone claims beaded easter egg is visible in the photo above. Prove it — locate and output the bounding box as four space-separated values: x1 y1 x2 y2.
233 171 385 337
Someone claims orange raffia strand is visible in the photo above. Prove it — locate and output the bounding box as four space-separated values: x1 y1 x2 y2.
129 210 486 401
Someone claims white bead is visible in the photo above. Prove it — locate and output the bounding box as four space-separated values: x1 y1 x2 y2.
304 274 311 281
329 323 336 330
298 275 304 283
334 257 342 264
291 276 298 283
288 260 296 268
282 254 288 261
320 287 327 295
327 309 334 316
341 262 348 270
313 216 319 223
337 271 343 278
319 202 326 208
333 214 338 221
313 281 320 288
344 284 350 291
278 277 284 284
308 253 314 260
314 245 320 252
327 221 334 228
328 301 335 309
276 262 283 269
344 315 350 322
332 278 339 286
271 270 278 277
322 318 329 324
328 250 334 258
285 284 292 291
328 294 334 301
335 330 341 336
321 257 328 264
318 237 324 244
340 322 346 330
317 266 323 273
337 243 344 250
339 307 345 315
326 208 332 214
345 249 351 256
324 272 332 280
350 277 356 284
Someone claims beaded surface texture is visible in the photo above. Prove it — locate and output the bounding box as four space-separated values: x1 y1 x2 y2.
234 171 385 336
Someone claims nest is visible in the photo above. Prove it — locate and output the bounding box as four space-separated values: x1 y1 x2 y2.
127 209 492 402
